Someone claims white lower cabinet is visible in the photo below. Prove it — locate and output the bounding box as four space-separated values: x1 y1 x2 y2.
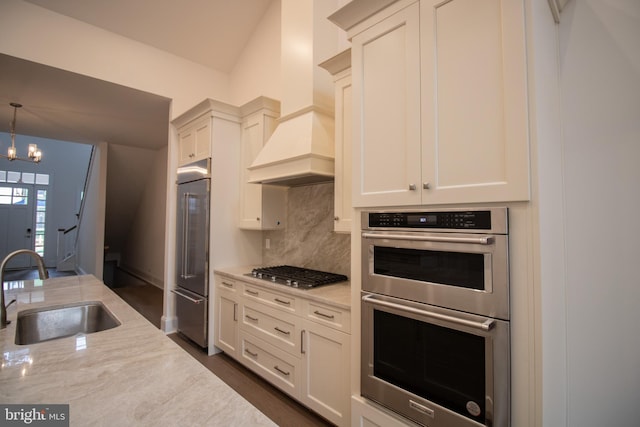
352 396 420 427
240 331 300 398
214 277 240 357
214 275 350 426
300 318 350 426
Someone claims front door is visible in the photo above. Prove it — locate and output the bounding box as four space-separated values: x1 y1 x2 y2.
0 184 35 269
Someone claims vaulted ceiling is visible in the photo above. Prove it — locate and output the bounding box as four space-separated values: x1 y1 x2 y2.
0 0 275 260
0 0 274 150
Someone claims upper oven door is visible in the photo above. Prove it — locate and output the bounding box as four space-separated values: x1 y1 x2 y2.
361 230 509 320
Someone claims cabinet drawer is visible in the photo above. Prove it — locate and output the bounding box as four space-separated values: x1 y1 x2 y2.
304 300 351 334
241 300 301 355
216 276 240 293
243 283 299 314
240 332 299 398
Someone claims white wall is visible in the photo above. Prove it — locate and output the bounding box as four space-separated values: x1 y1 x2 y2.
229 0 281 106
0 133 92 267
541 1 640 426
76 142 107 278
121 146 168 288
0 0 230 119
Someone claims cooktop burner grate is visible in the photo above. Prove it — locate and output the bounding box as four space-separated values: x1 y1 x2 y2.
249 265 348 289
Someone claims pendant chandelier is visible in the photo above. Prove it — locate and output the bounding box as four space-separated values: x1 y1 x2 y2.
1 102 42 163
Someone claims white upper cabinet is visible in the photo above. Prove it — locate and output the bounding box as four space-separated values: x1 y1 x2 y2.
420 0 530 205
320 49 353 233
173 99 241 167
238 97 287 230
342 0 530 207
177 113 212 166
351 3 422 207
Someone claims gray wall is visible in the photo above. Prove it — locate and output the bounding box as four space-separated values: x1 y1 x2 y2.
120 146 168 288
0 132 92 267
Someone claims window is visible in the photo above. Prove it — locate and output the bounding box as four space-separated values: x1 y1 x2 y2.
0 170 49 185
35 189 47 257
0 187 29 205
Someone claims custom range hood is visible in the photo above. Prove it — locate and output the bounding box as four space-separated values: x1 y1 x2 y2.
248 0 339 187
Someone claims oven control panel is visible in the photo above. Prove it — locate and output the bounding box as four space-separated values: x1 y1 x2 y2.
363 208 508 233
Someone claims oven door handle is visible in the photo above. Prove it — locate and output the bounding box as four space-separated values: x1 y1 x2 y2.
362 232 494 245
362 294 495 331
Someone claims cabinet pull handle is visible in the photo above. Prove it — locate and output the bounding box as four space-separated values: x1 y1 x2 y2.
274 366 290 376
313 310 335 320
246 289 259 296
274 298 291 306
301 330 306 354
245 314 259 322
274 327 290 335
233 303 237 321
222 281 234 288
244 348 258 357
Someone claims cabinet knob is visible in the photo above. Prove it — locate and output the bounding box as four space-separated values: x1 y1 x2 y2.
334 216 339 221
409 184 417 191
423 182 431 190
256 217 260 221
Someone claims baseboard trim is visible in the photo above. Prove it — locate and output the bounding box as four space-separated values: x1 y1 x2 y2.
118 265 164 290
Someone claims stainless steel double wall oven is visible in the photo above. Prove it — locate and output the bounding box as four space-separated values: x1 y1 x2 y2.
361 207 510 427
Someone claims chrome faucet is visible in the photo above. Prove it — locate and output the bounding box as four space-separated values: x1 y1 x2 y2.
1 249 49 329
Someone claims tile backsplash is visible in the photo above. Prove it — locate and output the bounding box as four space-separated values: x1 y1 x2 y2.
263 182 350 277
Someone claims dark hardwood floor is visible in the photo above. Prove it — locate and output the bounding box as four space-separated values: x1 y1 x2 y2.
109 268 334 427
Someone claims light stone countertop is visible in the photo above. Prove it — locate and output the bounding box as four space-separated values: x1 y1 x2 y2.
214 266 351 310
0 275 276 427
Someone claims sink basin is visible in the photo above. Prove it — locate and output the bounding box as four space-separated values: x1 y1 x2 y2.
14 301 121 345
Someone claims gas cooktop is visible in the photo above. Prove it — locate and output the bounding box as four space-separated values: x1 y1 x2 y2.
248 265 348 289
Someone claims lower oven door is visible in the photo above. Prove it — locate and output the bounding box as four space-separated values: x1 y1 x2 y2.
361 292 509 427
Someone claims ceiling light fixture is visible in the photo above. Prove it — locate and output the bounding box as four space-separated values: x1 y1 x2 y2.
1 103 42 163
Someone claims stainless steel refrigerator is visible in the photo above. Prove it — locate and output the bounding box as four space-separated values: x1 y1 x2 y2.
172 158 210 348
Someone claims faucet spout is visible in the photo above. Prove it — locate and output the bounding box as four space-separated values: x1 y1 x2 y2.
1 249 49 329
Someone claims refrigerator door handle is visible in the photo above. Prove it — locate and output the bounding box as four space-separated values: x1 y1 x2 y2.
180 193 197 279
171 288 204 304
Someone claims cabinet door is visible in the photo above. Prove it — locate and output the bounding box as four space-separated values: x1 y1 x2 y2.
351 2 422 207
192 118 212 162
300 320 350 426
215 289 238 356
178 127 196 166
420 0 530 203
334 71 353 233
178 115 212 166
238 108 286 230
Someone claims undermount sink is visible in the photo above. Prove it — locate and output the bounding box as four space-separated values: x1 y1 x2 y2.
14 301 121 345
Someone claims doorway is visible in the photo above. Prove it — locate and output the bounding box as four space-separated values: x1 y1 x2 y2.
0 170 50 269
